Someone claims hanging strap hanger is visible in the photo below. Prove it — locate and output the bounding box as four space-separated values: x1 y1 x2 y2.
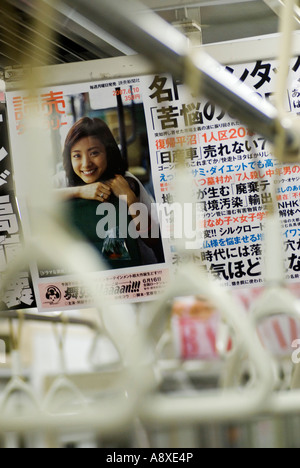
9 311 24 378
137 263 275 426
43 314 87 414
52 315 68 375
1 311 40 413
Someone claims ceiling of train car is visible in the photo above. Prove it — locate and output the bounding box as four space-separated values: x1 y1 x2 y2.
0 0 281 71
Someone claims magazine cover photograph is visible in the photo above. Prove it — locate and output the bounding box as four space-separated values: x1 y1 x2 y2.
51 87 165 274
6 76 170 309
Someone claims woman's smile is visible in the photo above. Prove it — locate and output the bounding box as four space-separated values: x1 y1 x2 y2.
82 168 98 177
71 136 108 184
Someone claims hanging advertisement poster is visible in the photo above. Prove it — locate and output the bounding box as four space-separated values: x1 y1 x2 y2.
6 77 169 311
0 101 36 311
142 57 300 289
5 55 300 312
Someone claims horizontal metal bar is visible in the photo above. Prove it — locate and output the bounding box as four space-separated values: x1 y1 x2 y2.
264 0 300 24
0 309 98 331
62 0 300 159
42 0 136 57
142 0 259 11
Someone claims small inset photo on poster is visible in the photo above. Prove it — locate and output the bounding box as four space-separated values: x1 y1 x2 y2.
51 89 165 275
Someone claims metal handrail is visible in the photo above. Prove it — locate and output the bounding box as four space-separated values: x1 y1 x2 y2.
62 0 300 162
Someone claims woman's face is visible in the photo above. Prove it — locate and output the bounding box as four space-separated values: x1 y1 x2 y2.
71 136 108 184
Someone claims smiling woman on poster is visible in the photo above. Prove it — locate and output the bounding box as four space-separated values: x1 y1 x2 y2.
54 117 163 269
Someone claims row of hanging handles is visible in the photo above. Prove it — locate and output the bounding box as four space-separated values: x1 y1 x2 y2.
0 312 89 415
2 278 300 421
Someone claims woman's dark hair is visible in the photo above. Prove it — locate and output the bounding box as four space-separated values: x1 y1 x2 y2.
63 117 126 186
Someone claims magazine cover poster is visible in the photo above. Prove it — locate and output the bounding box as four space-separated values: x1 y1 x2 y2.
6 77 169 311
142 58 300 290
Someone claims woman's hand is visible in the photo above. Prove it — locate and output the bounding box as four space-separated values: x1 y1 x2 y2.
78 182 111 202
108 175 138 206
